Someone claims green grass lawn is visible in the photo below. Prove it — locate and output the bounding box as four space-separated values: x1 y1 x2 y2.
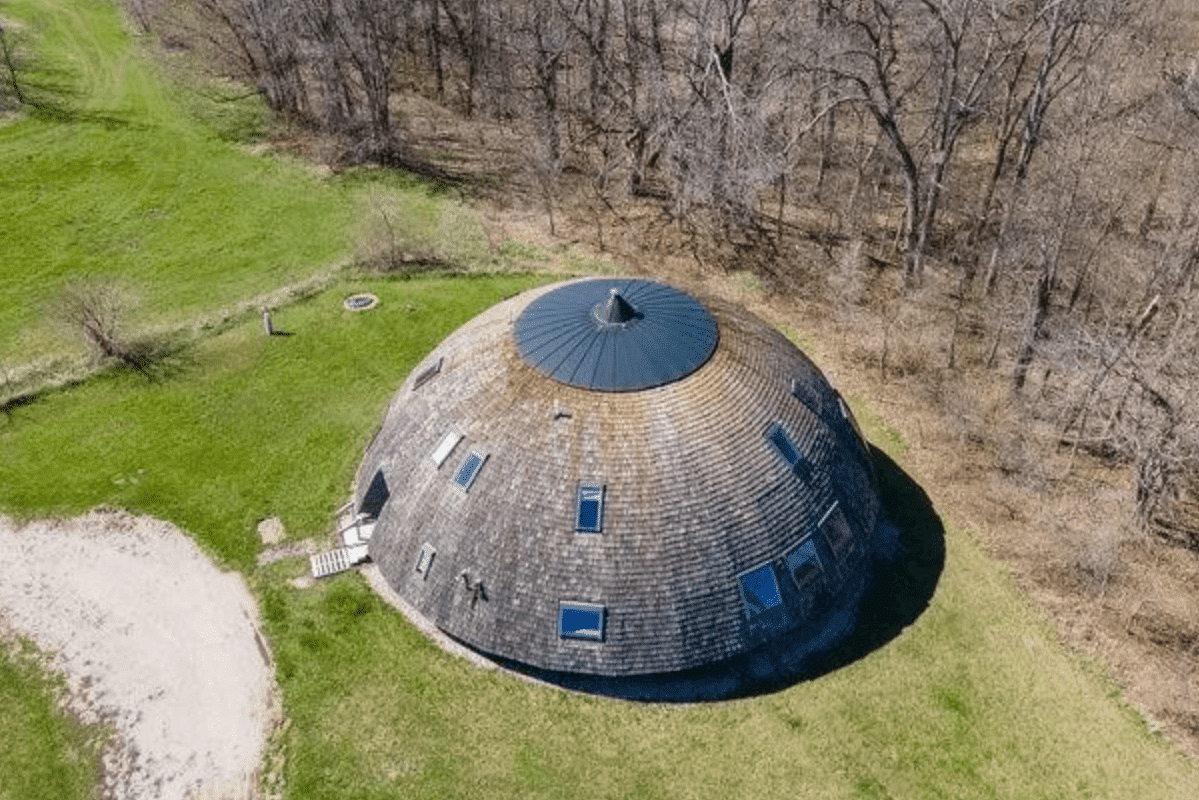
257 519 1198 800
0 0 355 361
0 0 504 369
4 272 1196 798
0 274 550 568
0 638 104 800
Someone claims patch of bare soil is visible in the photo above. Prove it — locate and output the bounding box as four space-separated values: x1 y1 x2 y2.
0 510 277 800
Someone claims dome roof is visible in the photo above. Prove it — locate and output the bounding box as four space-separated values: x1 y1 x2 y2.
358 278 886 691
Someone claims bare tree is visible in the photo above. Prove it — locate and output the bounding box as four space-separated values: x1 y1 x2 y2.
809 0 1031 285
50 279 157 376
978 0 1134 294
438 0 494 117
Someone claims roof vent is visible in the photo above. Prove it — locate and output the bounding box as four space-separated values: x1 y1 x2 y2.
593 288 642 326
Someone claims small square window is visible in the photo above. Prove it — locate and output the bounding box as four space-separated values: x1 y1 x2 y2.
453 450 488 492
558 601 605 641
414 543 436 579
575 484 605 532
431 430 464 468
738 563 783 617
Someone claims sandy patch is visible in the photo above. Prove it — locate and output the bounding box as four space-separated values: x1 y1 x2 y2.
0 511 276 800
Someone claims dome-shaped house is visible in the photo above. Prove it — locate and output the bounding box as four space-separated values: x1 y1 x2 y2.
355 277 894 699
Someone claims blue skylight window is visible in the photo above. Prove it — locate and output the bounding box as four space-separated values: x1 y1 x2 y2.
431 430 463 468
575 484 605 532
738 563 783 617
453 450 488 492
766 423 804 470
558 601 605 641
414 543 436 579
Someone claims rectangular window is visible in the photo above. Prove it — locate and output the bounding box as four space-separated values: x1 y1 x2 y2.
837 393 875 471
575 484 605 532
791 377 824 416
784 538 824 592
738 562 783 617
453 450 488 492
820 503 855 559
558 601 605 641
767 423 803 470
431 430 463 468
414 543 436 579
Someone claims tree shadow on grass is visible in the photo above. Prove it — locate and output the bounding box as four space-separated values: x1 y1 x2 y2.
0 334 196 422
115 334 196 382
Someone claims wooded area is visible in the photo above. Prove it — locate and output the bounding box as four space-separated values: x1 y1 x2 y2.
135 0 1199 550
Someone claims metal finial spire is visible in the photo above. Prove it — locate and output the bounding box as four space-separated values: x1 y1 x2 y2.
595 287 641 325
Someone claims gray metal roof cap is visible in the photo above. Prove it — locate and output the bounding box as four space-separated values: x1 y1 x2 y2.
513 278 719 391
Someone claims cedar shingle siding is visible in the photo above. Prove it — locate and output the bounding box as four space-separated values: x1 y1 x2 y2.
360 278 887 682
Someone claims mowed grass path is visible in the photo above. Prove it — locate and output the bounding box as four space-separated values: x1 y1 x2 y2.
0 0 355 361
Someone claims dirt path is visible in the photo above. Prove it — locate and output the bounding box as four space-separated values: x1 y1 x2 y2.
0 511 276 800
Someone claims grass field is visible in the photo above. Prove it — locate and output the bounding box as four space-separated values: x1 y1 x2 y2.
3 272 1198 799
249 445 1199 800
3 1 1199 798
0 637 104 800
0 274 550 568
0 0 509 370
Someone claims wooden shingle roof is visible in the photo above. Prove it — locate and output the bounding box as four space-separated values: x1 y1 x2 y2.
359 278 884 679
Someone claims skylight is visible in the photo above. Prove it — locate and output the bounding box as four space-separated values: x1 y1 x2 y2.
431 430 463 468
766 423 804 471
414 543 436 579
738 563 783 617
575 484 605 532
558 602 605 641
453 450 488 492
